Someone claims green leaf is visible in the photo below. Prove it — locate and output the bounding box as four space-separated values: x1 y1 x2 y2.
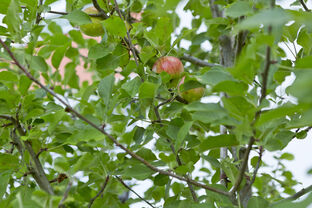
220 159 238 184
280 153 294 161
140 46 156 64
235 8 290 32
185 102 224 112
98 73 115 106
264 130 294 151
154 174 169 186
225 1 253 18
30 56 48 72
51 46 67 69
248 196 269 208
123 164 154 180
121 76 142 97
64 62 79 89
5 0 22 35
196 68 234 86
0 171 11 199
63 10 91 26
18 75 32 95
0 153 19 171
136 148 157 162
139 82 158 99
200 134 239 151
256 104 302 126
54 157 69 172
88 43 115 59
0 71 18 82
222 96 256 119
175 121 193 150
102 16 127 37
213 80 248 96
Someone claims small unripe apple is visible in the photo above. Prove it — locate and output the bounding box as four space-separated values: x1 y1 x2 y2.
152 56 184 79
178 77 205 103
80 7 105 37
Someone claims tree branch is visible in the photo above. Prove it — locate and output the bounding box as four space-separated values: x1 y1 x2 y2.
88 176 110 208
20 6 104 17
259 46 271 105
180 54 219 67
299 0 310 12
230 137 255 195
272 184 312 205
153 102 198 202
58 181 73 208
0 38 230 197
35 0 44 24
1 114 54 194
246 146 263 190
115 176 156 208
209 0 222 18
114 0 140 67
91 0 109 19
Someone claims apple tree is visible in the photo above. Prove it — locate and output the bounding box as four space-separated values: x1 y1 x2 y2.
0 0 312 207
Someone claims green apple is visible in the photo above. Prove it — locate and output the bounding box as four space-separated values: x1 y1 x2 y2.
80 7 105 37
178 76 205 103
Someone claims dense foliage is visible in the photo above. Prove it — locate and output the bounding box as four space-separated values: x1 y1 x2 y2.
0 0 312 207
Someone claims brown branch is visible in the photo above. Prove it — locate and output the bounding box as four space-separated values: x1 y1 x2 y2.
180 54 219 67
0 38 230 198
0 115 15 121
88 176 110 208
209 0 222 18
153 103 198 202
259 46 271 105
35 0 44 24
115 176 156 208
231 37 272 197
230 137 255 195
113 0 140 67
272 184 312 205
91 0 109 19
299 0 310 12
20 6 108 18
36 147 48 158
246 146 263 190
1 113 54 194
58 181 73 208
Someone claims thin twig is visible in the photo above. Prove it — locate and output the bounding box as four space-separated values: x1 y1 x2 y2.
246 146 263 190
0 38 230 197
36 148 48 158
180 54 219 67
1 113 54 194
20 6 108 17
299 0 310 12
272 184 312 205
153 103 198 202
35 0 44 24
58 181 73 208
259 46 271 105
230 137 255 195
113 0 140 67
91 0 109 19
88 176 110 208
115 176 156 208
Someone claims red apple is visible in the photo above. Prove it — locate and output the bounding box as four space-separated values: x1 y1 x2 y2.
152 56 184 78
178 76 205 103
